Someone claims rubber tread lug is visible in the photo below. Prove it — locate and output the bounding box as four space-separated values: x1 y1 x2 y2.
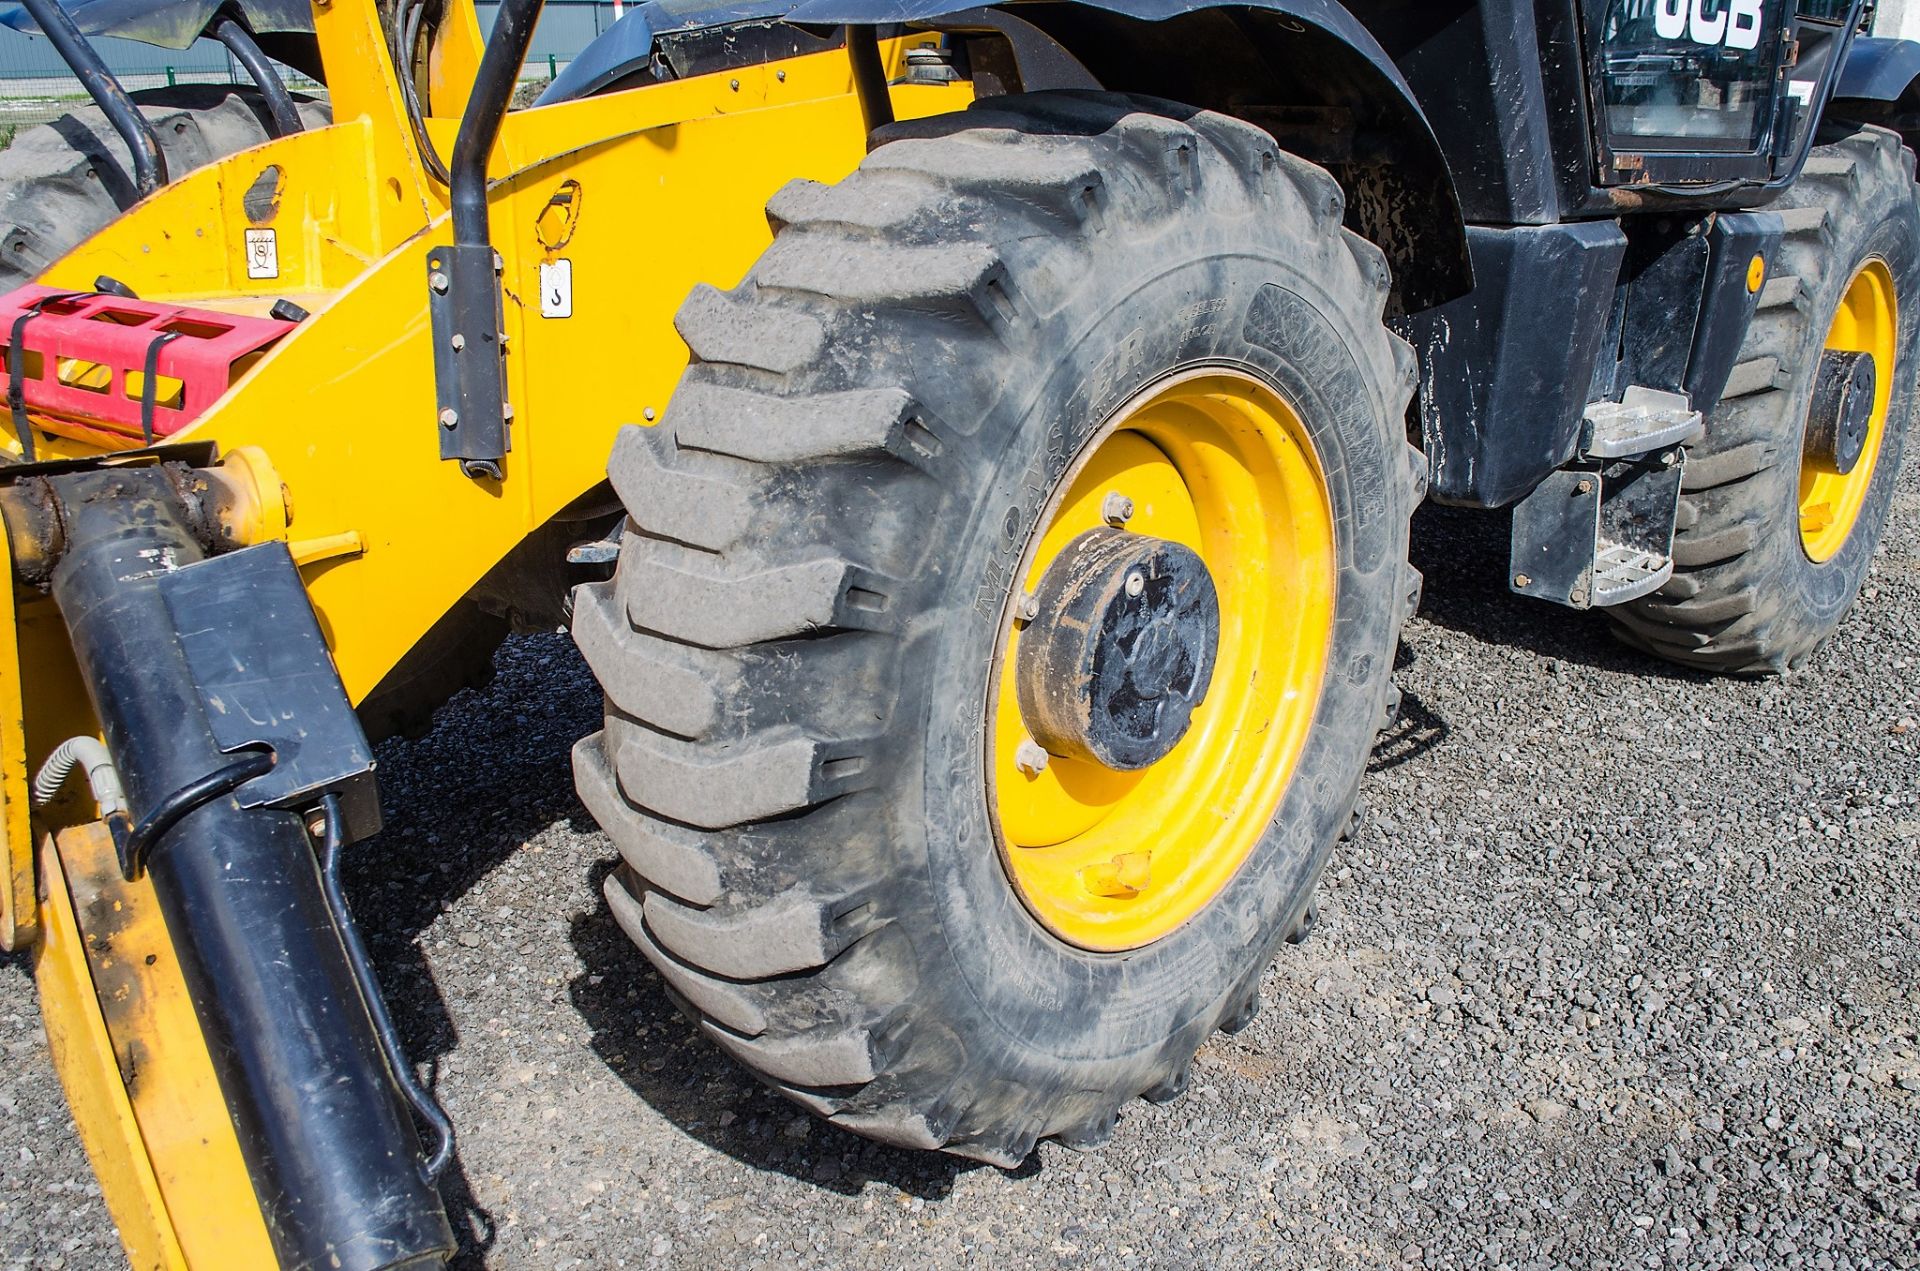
572 581 723 739
642 888 837 979
618 538 893 647
666 380 928 466
675 283 826 374
701 1020 876 1087
611 725 857 829
572 735 725 904
605 874 769 1035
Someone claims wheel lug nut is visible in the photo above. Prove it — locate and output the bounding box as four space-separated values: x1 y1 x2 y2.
1124 572 1145 598
1014 592 1040 623
1013 737 1049 776
1102 492 1135 526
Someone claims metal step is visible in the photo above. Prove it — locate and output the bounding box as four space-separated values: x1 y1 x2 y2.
1580 386 1705 459
1510 449 1687 611
1591 540 1673 606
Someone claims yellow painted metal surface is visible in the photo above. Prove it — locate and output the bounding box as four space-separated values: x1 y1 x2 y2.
1801 257 1897 561
0 525 29 950
2 29 969 1266
29 45 967 705
55 823 277 1269
991 372 1337 951
33 841 186 1271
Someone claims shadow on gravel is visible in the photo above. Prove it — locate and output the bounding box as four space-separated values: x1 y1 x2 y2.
344 633 603 1265
346 632 988 1256
565 855 996 1205
1410 502 1709 681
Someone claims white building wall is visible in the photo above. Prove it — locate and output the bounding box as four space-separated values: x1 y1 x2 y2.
1875 0 1920 41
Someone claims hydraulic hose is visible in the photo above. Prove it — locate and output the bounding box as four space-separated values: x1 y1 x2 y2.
31 735 126 816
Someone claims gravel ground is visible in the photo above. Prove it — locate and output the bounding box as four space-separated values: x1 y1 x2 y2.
2 460 1917 1271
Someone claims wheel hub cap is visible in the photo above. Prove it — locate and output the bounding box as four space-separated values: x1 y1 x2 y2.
1800 258 1897 562
1015 528 1220 771
1805 349 1876 476
988 370 1337 952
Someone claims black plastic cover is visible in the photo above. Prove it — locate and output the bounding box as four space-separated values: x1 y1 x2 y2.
1399 219 1627 508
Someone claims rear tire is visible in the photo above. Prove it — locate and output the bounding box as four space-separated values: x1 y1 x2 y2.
0 86 330 289
573 93 1423 1163
1611 126 1920 672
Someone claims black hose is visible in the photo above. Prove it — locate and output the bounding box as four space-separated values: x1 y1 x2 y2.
211 16 302 138
395 0 453 187
317 792 457 1183
449 0 544 246
120 750 275 880
14 0 166 196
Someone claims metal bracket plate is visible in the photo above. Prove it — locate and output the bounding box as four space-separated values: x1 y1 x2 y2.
156 541 380 843
1510 450 1686 610
426 243 511 481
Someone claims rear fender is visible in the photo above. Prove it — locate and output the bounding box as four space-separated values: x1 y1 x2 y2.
549 0 1472 311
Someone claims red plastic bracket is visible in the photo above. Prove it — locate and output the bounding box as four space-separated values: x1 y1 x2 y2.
0 286 293 443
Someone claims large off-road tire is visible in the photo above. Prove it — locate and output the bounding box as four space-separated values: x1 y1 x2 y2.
0 86 330 289
1611 125 1920 672
572 92 1424 1163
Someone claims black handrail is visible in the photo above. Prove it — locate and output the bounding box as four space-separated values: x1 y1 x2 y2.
846 25 895 134
13 0 166 197
449 0 545 248
317 792 457 1183
211 15 302 138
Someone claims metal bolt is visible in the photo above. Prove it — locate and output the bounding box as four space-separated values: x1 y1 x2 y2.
429 271 449 293
776 69 786 82
502 403 515 423
1514 573 1532 589
1575 478 1594 495
1014 738 1049 776
450 333 465 351
1570 587 1589 606
729 78 740 91
1015 592 1040 623
1102 491 1135 526
643 407 657 422
1660 450 1678 468
439 407 459 429
1125 572 1145 598
492 251 504 275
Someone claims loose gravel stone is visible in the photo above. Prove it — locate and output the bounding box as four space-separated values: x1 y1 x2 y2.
2 465 1916 1269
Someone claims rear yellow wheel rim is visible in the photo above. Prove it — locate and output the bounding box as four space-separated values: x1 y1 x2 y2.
1800 259 1897 562
988 370 1336 952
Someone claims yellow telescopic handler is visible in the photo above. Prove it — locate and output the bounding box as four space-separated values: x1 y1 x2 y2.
0 0 1914 1264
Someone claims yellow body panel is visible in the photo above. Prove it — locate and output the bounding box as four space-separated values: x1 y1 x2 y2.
0 527 29 949
51 824 278 1268
31 46 965 702
34 840 187 1271
2 24 968 1266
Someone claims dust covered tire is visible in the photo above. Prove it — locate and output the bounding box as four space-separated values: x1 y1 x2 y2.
1611 126 1920 673
572 92 1423 1163
0 86 330 289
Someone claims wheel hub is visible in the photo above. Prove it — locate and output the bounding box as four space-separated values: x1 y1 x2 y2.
1014 527 1220 771
1805 349 1876 476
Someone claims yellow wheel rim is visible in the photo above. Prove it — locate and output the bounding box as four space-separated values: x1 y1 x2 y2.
1800 259 1897 562
988 370 1336 952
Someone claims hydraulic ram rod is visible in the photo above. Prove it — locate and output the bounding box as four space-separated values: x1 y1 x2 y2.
25 467 454 1270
